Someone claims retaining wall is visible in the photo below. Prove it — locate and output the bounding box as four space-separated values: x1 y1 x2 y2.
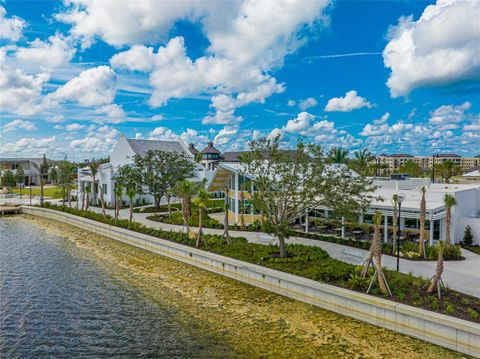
21 206 480 357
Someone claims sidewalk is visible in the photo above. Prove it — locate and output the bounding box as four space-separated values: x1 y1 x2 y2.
78 204 480 298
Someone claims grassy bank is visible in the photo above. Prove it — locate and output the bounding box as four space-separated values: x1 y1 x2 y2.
12 186 63 199
36 203 480 323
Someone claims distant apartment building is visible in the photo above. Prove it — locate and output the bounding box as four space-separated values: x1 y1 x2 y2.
379 154 480 172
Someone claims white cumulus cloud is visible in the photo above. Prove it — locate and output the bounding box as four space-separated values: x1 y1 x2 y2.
299 97 318 110
0 6 25 42
1 119 37 133
324 90 372 112
383 0 480 97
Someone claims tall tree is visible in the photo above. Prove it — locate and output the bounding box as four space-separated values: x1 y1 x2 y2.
15 166 25 197
362 211 388 294
443 194 457 246
99 183 107 216
241 136 377 258
327 147 349 164
418 187 427 258
399 160 423 178
1 170 15 188
351 148 374 176
126 187 136 222
49 167 58 184
173 180 199 234
115 164 143 216
132 150 195 210
31 155 50 205
435 160 461 183
193 188 210 247
57 158 75 208
90 158 99 205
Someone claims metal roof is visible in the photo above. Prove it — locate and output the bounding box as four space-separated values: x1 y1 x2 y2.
126 138 185 156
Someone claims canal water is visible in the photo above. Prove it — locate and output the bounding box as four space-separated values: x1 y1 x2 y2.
0 216 465 358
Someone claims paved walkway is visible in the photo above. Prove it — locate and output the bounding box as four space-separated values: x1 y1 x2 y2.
63 203 480 298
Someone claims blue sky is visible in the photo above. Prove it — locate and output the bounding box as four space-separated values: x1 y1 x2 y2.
1 0 479 160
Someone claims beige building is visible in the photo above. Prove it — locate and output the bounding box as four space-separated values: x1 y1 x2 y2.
379 154 480 172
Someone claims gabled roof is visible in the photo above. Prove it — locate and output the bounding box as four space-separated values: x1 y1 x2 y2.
201 141 221 154
126 138 185 156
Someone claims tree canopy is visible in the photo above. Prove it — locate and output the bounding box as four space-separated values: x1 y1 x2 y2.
399 160 423 178
241 136 378 257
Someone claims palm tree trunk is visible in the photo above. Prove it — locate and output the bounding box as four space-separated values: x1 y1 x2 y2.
182 197 190 234
445 210 452 246
92 175 96 205
392 205 398 254
428 245 444 294
68 188 72 207
222 194 231 244
195 208 203 247
129 202 133 222
115 194 119 222
240 190 246 230
100 186 106 216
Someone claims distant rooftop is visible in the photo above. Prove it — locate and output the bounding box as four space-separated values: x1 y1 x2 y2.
437 153 461 158
201 141 221 154
126 138 185 156
387 154 414 158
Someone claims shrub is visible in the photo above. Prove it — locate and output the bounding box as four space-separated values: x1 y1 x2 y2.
467 307 479 320
463 225 474 246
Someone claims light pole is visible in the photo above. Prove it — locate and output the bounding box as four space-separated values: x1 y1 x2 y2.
396 193 405 272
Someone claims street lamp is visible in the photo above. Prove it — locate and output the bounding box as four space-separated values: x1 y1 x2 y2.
396 193 405 272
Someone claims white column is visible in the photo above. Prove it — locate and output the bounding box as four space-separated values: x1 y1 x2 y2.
324 209 328 218
384 215 388 243
305 208 309 233
234 172 239 223
341 216 345 239
359 213 364 224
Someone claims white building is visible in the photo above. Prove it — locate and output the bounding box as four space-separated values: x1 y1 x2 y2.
77 136 205 206
208 162 480 245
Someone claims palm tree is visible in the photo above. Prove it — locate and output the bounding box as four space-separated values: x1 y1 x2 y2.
99 183 106 216
221 185 231 244
31 154 50 205
173 180 199 234
427 241 445 298
84 185 91 211
362 211 388 294
126 187 136 222
353 148 373 176
444 194 457 246
114 184 123 222
90 158 99 205
327 147 349 164
239 182 246 230
391 194 399 254
193 188 210 247
418 187 427 258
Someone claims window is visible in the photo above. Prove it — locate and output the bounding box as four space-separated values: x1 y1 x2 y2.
11 163 19 170
102 183 107 196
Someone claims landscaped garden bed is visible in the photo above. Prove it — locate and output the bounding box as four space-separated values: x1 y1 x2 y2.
36 202 480 324
145 211 463 261
133 198 224 214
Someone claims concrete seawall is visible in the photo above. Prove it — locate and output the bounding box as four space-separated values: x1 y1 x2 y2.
21 206 480 357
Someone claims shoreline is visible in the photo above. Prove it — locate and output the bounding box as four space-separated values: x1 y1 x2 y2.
7 215 466 358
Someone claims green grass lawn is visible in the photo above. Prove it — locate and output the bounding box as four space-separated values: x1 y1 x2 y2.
12 186 64 199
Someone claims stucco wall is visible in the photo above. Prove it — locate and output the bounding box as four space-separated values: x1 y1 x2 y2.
21 206 480 357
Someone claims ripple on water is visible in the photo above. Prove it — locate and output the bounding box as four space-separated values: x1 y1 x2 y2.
0 218 231 358
0 216 468 359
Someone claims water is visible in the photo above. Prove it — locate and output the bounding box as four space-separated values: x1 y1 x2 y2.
0 217 465 358
0 218 230 358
